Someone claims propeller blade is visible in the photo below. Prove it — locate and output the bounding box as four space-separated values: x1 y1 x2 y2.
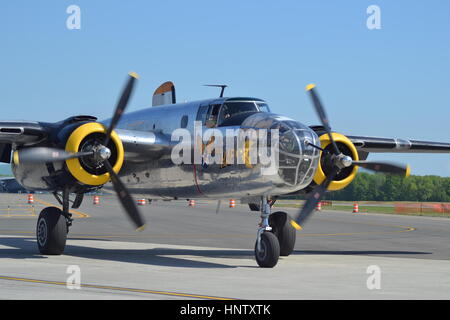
13 147 93 165
306 84 340 155
290 166 339 231
104 160 146 231
103 72 139 147
353 161 411 177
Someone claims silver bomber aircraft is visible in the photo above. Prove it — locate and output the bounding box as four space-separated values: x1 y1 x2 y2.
4 73 450 267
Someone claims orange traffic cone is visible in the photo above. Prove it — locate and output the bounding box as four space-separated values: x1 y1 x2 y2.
93 195 100 205
229 199 235 208
315 202 322 211
189 199 195 207
137 199 146 206
353 203 359 213
27 194 34 204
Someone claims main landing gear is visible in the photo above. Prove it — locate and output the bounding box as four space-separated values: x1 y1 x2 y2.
36 189 82 255
254 197 297 267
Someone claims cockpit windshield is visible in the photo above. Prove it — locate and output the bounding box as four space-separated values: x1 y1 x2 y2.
201 99 271 127
216 101 271 125
256 102 270 113
220 101 258 121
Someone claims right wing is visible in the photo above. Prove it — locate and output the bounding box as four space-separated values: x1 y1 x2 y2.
0 121 49 145
0 121 51 163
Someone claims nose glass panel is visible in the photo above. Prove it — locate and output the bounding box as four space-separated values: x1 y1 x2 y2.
272 120 320 187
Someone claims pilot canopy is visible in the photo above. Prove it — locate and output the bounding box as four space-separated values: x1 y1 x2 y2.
197 98 271 128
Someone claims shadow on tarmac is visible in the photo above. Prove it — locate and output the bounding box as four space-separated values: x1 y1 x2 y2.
0 237 432 269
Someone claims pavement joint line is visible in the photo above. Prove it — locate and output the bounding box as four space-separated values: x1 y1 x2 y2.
0 227 415 238
0 275 234 300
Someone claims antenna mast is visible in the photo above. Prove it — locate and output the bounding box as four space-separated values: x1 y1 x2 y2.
203 84 228 98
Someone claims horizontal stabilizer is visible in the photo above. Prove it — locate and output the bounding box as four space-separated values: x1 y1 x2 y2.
152 81 176 106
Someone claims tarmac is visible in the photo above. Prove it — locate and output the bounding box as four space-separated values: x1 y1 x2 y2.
0 193 449 299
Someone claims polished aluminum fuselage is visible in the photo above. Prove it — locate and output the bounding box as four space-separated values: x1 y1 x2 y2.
11 98 320 199
113 98 321 199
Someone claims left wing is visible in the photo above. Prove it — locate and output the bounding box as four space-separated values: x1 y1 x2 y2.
347 135 450 153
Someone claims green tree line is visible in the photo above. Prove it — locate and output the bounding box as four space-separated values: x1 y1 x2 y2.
322 172 450 202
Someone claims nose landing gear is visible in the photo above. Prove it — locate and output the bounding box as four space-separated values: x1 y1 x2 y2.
254 197 297 267
36 206 67 255
36 189 82 255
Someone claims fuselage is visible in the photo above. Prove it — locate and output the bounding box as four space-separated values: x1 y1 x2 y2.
110 97 321 199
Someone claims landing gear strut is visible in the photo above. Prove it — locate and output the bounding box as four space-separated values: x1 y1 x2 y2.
36 188 79 255
254 197 297 267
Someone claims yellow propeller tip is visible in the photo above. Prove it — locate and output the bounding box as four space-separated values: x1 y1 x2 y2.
305 83 316 91
405 165 411 177
128 71 139 79
290 220 302 230
13 151 19 165
135 225 146 232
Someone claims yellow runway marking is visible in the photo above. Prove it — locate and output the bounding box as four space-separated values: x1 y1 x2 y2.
0 205 36 218
0 275 233 300
33 198 90 219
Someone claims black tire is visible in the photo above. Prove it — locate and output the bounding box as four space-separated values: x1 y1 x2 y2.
36 207 67 255
269 211 296 256
254 231 280 268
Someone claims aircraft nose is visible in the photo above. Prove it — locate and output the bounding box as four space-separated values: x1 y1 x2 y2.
272 119 320 187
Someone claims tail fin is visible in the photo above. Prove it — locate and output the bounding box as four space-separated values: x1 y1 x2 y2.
152 81 176 106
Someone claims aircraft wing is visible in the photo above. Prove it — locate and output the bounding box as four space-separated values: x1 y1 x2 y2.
347 135 450 153
0 121 51 163
0 120 173 164
0 121 49 145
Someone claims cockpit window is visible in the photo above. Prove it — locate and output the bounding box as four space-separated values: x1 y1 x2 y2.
205 104 221 128
218 101 258 124
257 103 270 113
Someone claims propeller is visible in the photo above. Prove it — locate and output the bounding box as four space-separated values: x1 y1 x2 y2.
13 147 94 164
14 72 145 231
290 84 410 231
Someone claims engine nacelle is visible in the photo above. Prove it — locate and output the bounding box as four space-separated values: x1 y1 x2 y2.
312 132 359 191
12 120 124 192
64 122 124 186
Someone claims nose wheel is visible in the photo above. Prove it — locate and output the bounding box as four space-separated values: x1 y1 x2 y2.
269 211 296 256
255 231 280 268
36 207 68 255
36 188 81 255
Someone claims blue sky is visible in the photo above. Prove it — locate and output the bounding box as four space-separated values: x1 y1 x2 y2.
1 1 449 176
